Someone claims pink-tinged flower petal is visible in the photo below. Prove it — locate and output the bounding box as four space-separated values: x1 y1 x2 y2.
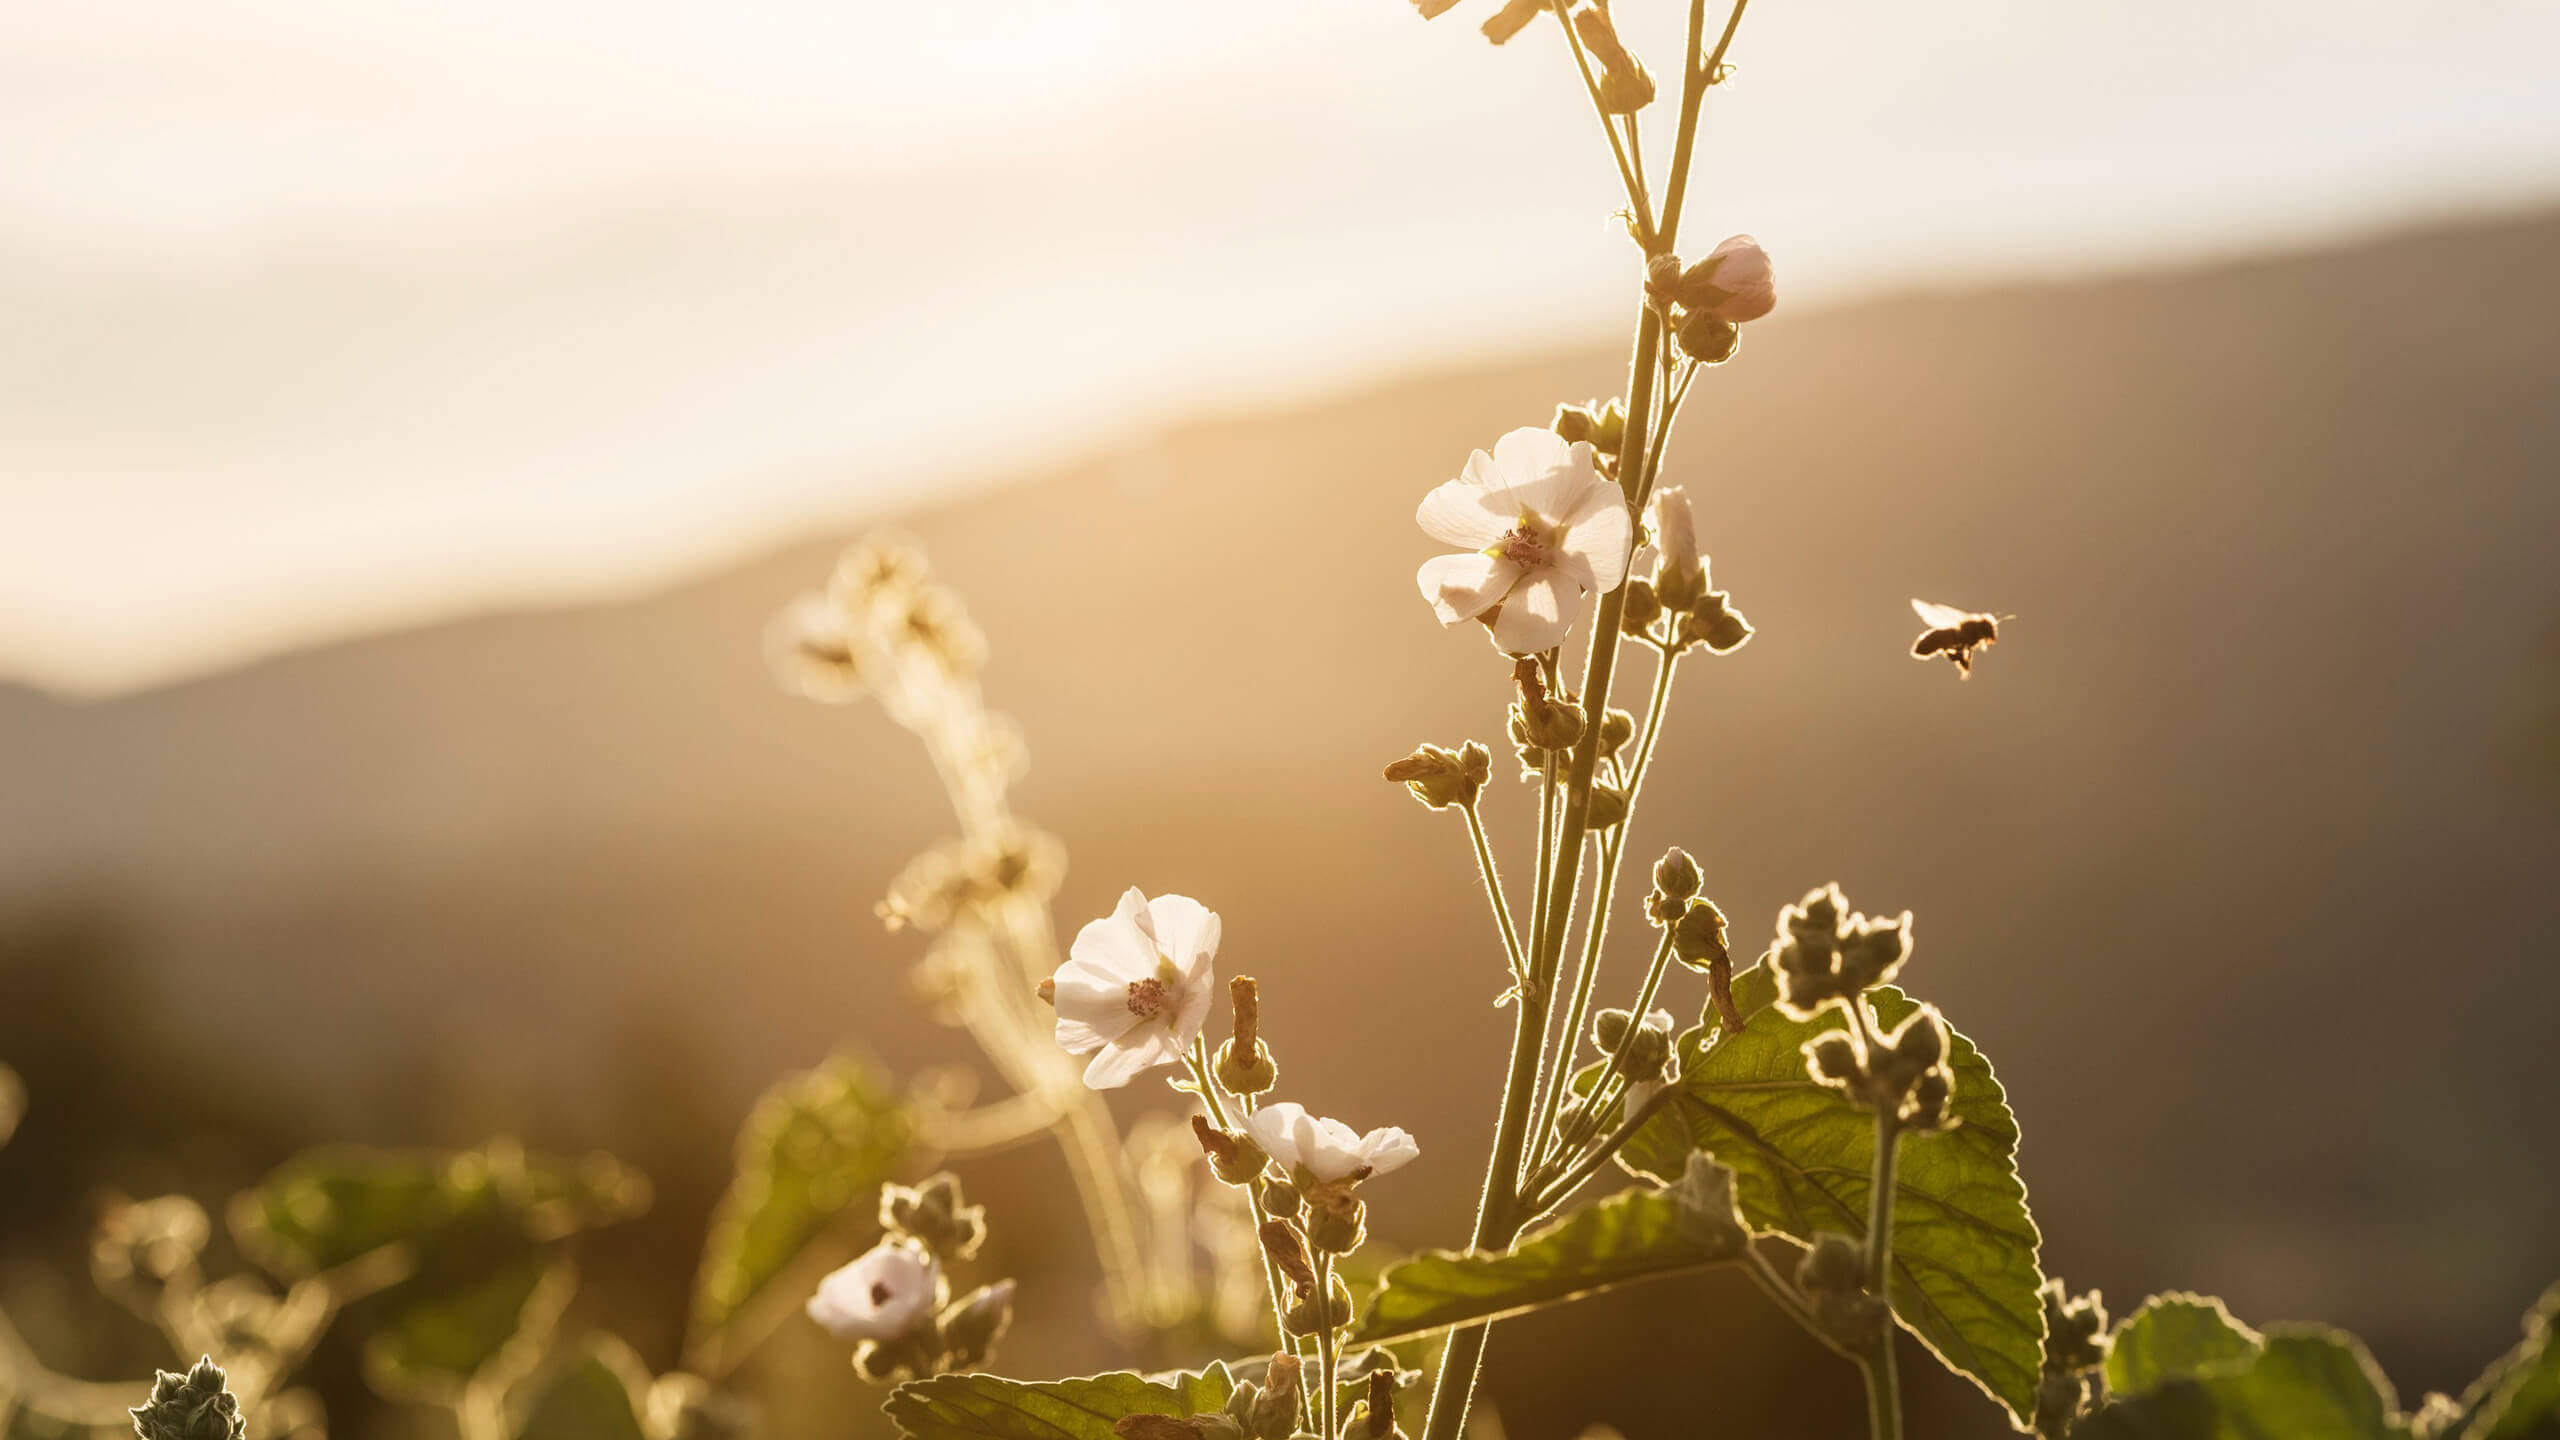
1356 1127 1420 1178
1560 496 1633 592
1052 1012 1130 1056
1083 1029 1180 1089
1068 891 1160 982
1052 951 1143 1036
1490 571 1582 653
1417 552 1522 625
1489 427 1594 519
1243 1102 1301 1164
1146 894 1220 977
1698 234 1775 323
1650 488 1699 571
807 1241 941 1341
1416 477 1513 549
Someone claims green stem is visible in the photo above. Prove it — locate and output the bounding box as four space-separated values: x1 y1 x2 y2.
1861 1095 1906 1440
1537 927 1678 1179
1316 1253 1343 1440
1552 6 1655 238
1187 1043 1295 1358
1462 803 1528 997
1523 829 1616 1155
1658 0 1751 251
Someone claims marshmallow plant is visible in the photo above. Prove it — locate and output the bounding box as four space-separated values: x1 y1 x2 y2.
743 7 2560 1440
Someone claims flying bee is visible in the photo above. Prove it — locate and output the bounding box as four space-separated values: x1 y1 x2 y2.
1909 599 2007 677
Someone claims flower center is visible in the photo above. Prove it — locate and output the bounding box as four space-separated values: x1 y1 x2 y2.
1126 977 1171 1020
1488 516 1558 569
869 1281 895 1307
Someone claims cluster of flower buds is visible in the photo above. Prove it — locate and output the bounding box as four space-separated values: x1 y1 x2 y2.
1570 4 1654 112
1550 397 1627 460
1624 488 1753 656
1593 1006 1679 1116
1646 848 1745 1032
1775 884 1958 1129
766 535 989 704
1645 235 1777 367
1796 1232 1890 1349
808 1172 1015 1382
129 1357 245 1440
879 823 1067 936
1381 741 1492 812
2032 1281 2111 1438
1133 1351 1306 1440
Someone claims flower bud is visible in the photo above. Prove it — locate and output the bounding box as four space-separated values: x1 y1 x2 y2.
1193 1115 1271 1187
1648 488 1708 613
2041 1281 2109 1374
1249 1356 1304 1440
2034 1371 2092 1440
1798 1232 1866 1296
1672 235 1776 324
1674 311 1741 366
1889 1008 1946 1071
1217 976 1280 1094
1670 898 1730 972
1585 784 1629 830
1668 1153 1748 1258
1351 1371 1405 1439
130 1358 244 1440
881 1173 987 1262
1838 911 1913 993
1551 402 1600 446
1619 578 1663 635
1681 592 1753 653
1305 1191 1368 1255
1804 1032 1862 1087
1283 1274 1356 1337
1259 1219 1317 1297
1904 1068 1956 1131
1597 708 1636 759
1652 847 1703 902
1591 398 1628 455
1572 6 1655 113
1261 1178 1304 1220
938 1280 1017 1369
1516 681 1583 750
1382 742 1488 811
1645 253 1688 308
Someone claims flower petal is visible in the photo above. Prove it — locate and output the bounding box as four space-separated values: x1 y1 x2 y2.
1146 894 1220 975
1558 489 1633 592
1490 571 1583 653
1490 428 1596 519
1068 890 1159 982
1245 1101 1307 1168
1416 477 1512 549
1417 552 1522 625
1356 1127 1420 1178
1052 1010 1131 1055
1082 1030 1178 1089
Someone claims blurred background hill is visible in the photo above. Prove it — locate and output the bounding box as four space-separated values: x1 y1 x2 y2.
3 207 2556 1436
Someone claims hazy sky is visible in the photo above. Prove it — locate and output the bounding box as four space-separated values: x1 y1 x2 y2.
5 0 2556 694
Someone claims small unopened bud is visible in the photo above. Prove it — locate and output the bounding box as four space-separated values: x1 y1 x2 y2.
939 1280 1017 1369
1248 1356 1304 1440
1799 1232 1866 1295
1652 847 1702 902
1572 6 1655 113
1668 1153 1747 1258
880 1173 986 1262
1804 1032 1862 1087
1681 592 1753 653
1645 253 1688 307
2040 1281 2109 1374
1670 898 1730 972
1838 911 1913 993
1598 708 1636 759
1304 1190 1368 1255
1904 1068 1956 1130
1193 1116 1271 1187
1217 976 1280 1094
1283 1273 1356 1336
1512 662 1585 749
1889 1008 1946 1071
1357 1371 1403 1439
1675 311 1741 366
1552 402 1599 445
1035 977 1055 1005
1383 742 1488 811
1669 235 1777 325
1261 1178 1303 1220
130 1358 244 1440
1619 578 1663 635
1591 398 1627 455
1585 784 1629 830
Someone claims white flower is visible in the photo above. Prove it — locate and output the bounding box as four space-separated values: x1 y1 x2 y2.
1648 487 1706 610
806 1240 942 1342
1051 887 1221 1089
1414 427 1633 654
1244 1102 1419 1186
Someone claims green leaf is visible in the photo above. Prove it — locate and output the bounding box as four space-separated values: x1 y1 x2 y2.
885 1365 1236 1440
2106 1294 2264 1397
230 1141 650 1276
2446 1282 2560 1440
363 1253 574 1399
1617 965 2047 1426
1354 1184 1737 1344
512 1335 652 1440
2074 1328 2410 1440
688 1055 911 1360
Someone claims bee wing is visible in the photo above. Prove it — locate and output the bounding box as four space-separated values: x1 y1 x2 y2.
1911 598 1973 629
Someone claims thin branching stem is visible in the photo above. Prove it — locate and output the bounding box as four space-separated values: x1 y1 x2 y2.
1552 7 1655 239
1186 1042 1297 1359
1461 804 1530 995
1659 0 1751 251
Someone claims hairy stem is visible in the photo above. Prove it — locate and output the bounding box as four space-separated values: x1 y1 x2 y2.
1861 1095 1906 1440
1462 803 1529 995
1316 1253 1343 1440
